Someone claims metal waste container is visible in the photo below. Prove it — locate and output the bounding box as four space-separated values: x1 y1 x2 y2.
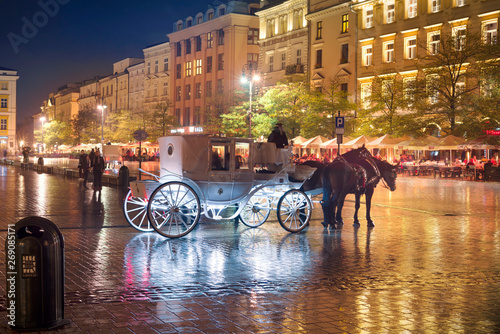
37 157 44 165
5 216 68 329
119 165 130 187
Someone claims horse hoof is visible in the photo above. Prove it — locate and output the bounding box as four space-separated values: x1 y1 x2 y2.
353 222 360 228
367 221 375 228
321 221 328 228
329 224 336 230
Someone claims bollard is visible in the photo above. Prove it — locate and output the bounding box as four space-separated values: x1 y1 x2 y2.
119 165 130 187
37 157 44 166
5 217 69 330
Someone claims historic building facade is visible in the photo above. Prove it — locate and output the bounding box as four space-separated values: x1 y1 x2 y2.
0 66 19 154
167 0 260 132
256 0 309 87
143 42 171 111
307 0 357 100
128 62 145 111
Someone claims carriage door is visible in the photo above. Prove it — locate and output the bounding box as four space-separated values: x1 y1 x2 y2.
232 141 253 198
208 141 233 201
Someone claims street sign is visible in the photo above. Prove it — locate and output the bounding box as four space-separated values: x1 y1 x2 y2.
335 128 345 135
133 130 148 141
337 134 343 144
335 116 345 128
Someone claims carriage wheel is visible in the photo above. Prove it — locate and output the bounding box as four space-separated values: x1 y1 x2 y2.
277 189 312 233
147 182 201 238
239 189 271 228
123 188 153 232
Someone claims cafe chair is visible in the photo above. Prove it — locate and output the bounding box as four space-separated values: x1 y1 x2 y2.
463 165 476 181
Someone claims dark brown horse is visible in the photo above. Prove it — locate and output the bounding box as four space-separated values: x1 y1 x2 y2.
301 146 397 229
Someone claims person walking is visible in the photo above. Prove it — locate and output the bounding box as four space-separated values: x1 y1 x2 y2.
89 148 96 167
78 150 90 187
267 123 288 149
92 150 105 192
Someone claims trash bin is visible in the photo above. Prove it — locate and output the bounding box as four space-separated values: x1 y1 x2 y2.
119 165 130 187
5 216 69 330
37 157 44 166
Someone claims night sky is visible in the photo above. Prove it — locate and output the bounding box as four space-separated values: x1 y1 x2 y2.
0 0 211 132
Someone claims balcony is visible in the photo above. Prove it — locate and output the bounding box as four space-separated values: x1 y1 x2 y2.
285 64 305 75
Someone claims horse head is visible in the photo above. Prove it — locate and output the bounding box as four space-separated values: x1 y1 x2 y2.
341 145 373 163
377 160 397 191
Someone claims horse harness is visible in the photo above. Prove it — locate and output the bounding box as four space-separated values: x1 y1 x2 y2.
335 155 381 193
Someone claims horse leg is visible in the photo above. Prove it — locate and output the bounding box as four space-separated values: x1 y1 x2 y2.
334 194 345 229
321 191 334 229
353 192 361 228
365 187 375 227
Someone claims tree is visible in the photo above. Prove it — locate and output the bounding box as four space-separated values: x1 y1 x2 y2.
415 30 486 136
71 107 99 145
149 102 175 141
34 120 73 148
205 90 241 136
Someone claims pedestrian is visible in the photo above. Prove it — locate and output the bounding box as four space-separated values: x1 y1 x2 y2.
89 148 95 167
267 122 288 149
78 150 90 187
92 150 105 192
3 149 7 160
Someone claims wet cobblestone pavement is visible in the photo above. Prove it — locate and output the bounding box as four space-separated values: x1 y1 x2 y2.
0 165 499 333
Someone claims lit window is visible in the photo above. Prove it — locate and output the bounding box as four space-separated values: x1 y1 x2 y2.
196 59 202 75
342 14 349 33
431 0 441 13
386 1 395 23
197 15 203 24
365 6 373 28
362 45 373 66
361 82 372 108
384 41 394 63
405 36 417 59
267 19 275 37
483 20 498 45
407 0 417 18
456 0 465 7
452 26 466 51
296 49 302 65
427 75 439 104
428 32 440 55
317 21 323 39
403 77 416 106
185 61 192 77
207 32 213 48
208 11 214 20
248 28 259 44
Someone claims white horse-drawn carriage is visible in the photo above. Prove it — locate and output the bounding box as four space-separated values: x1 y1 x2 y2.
123 135 317 238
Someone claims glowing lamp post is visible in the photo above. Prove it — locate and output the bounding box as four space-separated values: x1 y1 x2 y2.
241 64 260 138
40 116 46 153
97 105 107 151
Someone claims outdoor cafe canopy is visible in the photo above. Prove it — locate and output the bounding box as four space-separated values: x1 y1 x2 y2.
319 136 352 149
300 135 329 149
342 135 373 148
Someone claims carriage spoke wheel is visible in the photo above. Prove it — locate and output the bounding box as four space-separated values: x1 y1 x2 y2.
277 189 312 233
239 189 271 228
123 189 153 232
147 182 201 238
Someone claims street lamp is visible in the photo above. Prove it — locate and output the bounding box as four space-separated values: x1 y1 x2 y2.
97 105 107 151
40 116 46 154
241 64 260 138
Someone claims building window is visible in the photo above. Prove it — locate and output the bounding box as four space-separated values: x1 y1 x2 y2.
207 56 213 73
186 61 192 77
456 0 465 7
427 75 439 104
403 77 416 105
407 0 417 18
316 21 323 39
0 119 7 130
267 19 276 37
248 28 259 44
483 20 498 45
383 41 394 62
184 108 190 126
316 49 323 68
296 49 302 65
405 36 417 59
269 55 274 72
207 32 213 48
281 53 286 70
208 11 214 20
218 29 225 45
456 80 465 101
153 83 158 96
175 108 181 124
0 82 7 90
176 86 181 101
219 7 225 16
341 83 348 96
217 79 224 94
176 64 182 79
164 58 169 71
185 39 191 54
361 82 371 108
386 1 395 23
1 98 7 108
196 59 202 75
147 62 151 74
206 81 212 97
196 36 202 51
163 82 168 95
185 85 191 100
194 106 201 125
176 42 182 57
197 15 203 24
342 14 349 33
365 6 373 28
453 26 466 51
155 60 158 73
293 10 303 29
431 0 441 13
247 53 258 69
428 32 440 55
218 53 224 71
195 83 202 99
362 45 373 66
340 44 349 64
177 22 183 31
186 19 192 27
